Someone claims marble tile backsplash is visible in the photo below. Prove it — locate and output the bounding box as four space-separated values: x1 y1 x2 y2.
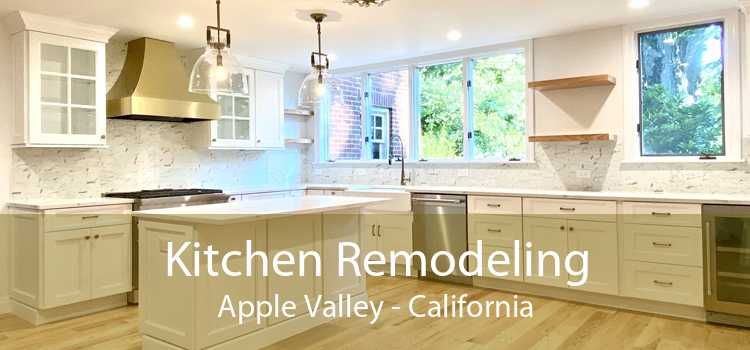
308 139 750 194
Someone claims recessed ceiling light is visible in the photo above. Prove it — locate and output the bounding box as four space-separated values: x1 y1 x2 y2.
628 0 650 9
446 30 462 41
177 15 194 29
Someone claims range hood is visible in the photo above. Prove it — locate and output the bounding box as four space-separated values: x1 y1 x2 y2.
107 38 220 122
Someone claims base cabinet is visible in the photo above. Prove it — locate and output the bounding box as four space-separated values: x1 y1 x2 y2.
43 229 92 308
362 213 413 268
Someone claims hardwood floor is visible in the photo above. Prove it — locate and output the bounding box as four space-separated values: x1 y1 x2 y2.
1 277 749 349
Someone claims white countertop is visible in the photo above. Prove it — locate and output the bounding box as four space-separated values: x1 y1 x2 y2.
134 195 388 225
7 197 135 210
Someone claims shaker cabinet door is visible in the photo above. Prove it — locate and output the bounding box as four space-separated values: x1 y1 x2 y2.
90 224 132 298
43 229 92 308
254 70 284 149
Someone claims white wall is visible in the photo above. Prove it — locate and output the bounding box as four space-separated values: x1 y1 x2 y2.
284 71 307 109
0 23 12 313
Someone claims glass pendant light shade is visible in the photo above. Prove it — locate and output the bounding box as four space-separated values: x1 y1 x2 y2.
297 70 341 108
189 47 247 96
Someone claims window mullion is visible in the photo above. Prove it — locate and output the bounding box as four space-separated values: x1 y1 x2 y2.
464 57 475 161
361 72 370 161
409 65 420 161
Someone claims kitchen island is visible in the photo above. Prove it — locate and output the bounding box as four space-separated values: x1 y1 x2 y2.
134 196 386 350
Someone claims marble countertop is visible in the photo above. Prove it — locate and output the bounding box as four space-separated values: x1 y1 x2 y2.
134 195 388 225
7 197 135 210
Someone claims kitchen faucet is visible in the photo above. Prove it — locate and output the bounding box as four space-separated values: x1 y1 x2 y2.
389 135 411 186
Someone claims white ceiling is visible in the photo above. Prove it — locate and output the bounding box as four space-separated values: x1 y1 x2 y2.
0 0 739 72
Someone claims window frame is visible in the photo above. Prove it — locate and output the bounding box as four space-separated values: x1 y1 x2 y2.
318 40 535 164
623 10 742 163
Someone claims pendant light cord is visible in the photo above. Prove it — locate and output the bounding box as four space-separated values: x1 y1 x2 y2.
216 0 221 33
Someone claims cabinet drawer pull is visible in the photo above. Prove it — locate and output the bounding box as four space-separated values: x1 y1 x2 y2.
652 242 673 248
81 215 100 220
653 280 673 287
486 204 503 208
370 224 376 237
377 225 382 237
651 212 672 217
487 228 503 233
559 207 576 212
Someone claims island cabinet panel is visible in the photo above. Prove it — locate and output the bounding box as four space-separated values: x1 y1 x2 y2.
267 215 323 326
139 221 197 350
196 222 267 349
323 211 365 298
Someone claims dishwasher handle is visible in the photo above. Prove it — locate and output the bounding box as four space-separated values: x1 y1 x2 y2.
413 198 465 205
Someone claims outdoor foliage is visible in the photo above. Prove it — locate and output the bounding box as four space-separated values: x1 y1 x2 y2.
639 23 725 156
418 54 527 159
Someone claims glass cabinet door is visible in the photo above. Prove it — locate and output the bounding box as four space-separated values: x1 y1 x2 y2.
32 32 104 146
714 214 750 305
211 71 255 148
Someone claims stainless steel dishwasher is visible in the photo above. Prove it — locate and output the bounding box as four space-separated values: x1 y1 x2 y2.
412 193 471 285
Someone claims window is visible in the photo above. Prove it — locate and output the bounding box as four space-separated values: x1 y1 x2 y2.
418 61 465 159
366 69 411 160
638 22 725 157
625 12 741 162
321 41 532 162
471 53 528 160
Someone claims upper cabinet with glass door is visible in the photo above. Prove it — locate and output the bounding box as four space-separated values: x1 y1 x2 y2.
206 54 287 151
4 11 116 148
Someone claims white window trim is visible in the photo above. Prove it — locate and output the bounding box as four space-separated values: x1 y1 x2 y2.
622 10 743 163
319 39 535 164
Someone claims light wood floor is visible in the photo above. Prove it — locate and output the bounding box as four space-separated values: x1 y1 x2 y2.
1 277 749 350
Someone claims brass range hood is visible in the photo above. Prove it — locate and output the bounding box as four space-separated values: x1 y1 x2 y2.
107 38 220 122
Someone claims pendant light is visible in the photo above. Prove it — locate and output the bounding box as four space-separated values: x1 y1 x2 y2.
189 0 247 96
298 13 337 108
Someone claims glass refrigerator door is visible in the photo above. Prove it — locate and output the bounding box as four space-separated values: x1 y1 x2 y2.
714 213 750 305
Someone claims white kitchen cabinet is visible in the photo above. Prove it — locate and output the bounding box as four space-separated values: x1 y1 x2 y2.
90 224 132 298
566 220 618 295
5 12 116 148
209 68 285 150
362 214 413 267
43 229 92 308
9 203 132 324
523 217 569 287
523 217 618 295
254 70 285 149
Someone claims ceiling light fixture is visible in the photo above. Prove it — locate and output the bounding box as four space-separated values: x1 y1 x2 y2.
447 30 462 41
189 0 247 97
177 15 194 29
628 0 650 9
343 0 390 7
298 13 338 107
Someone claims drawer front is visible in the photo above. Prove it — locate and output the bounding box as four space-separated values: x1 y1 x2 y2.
523 198 616 222
622 202 702 227
44 205 132 232
623 224 703 267
621 261 703 306
468 215 522 247
468 196 522 215
468 244 523 282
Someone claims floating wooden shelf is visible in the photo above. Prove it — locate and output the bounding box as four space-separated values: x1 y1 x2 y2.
528 134 612 142
285 138 314 145
284 108 314 117
528 74 616 91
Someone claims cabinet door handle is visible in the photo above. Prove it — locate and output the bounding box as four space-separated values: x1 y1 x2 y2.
569 226 574 232
560 226 566 231
559 207 576 212
370 224 376 237
85 236 91 240
651 212 672 216
100 135 106 140
94 234 100 239
652 242 672 248
653 280 673 287
377 225 382 237
706 221 712 296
